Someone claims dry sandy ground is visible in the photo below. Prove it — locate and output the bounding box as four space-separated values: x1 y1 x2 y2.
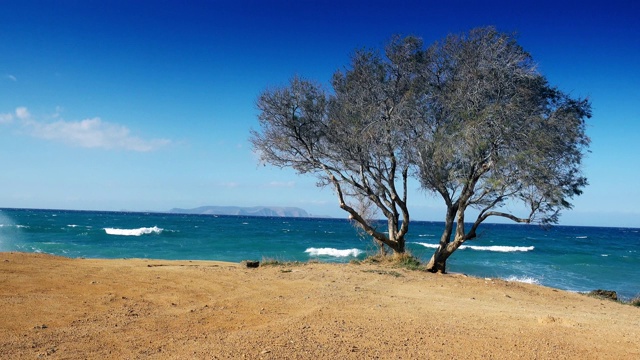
0 252 638 359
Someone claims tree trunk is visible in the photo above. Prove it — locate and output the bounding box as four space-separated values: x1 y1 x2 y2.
374 239 387 256
425 250 448 273
426 205 456 273
426 235 465 273
380 235 405 254
375 220 405 254
385 215 406 254
394 236 405 254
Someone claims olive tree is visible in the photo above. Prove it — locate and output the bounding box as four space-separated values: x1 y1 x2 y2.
250 37 424 254
413 27 591 273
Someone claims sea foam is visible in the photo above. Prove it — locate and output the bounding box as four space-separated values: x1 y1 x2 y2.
504 275 540 284
413 242 534 253
104 226 163 236
305 247 363 257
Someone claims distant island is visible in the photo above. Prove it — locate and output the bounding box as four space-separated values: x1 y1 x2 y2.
168 206 312 218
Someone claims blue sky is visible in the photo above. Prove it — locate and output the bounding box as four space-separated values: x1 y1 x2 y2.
1 0 639 227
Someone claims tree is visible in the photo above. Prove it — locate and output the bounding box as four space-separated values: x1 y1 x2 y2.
250 37 424 254
251 27 590 267
413 27 591 273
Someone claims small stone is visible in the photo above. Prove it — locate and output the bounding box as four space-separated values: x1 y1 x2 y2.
242 260 260 268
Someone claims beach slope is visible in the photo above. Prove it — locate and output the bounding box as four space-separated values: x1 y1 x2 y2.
1 252 638 359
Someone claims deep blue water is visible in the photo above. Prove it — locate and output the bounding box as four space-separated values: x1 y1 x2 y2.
1 208 638 300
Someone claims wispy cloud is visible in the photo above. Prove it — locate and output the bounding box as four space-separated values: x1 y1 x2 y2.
30 117 170 152
8 106 170 152
5 74 17 82
0 113 13 124
15 107 30 120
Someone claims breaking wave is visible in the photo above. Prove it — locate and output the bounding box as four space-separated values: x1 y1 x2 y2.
305 247 363 257
413 242 534 253
104 226 163 236
504 275 540 284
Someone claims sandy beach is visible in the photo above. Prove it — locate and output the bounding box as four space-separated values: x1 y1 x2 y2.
1 252 638 359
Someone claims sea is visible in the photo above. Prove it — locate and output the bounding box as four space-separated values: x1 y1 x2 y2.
1 208 638 300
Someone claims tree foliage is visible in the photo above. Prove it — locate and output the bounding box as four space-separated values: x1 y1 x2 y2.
251 37 425 253
251 27 590 267
414 27 590 272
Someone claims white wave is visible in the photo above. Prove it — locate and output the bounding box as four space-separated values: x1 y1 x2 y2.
305 247 363 257
104 226 163 236
413 242 534 253
16 225 29 229
462 245 534 252
418 234 435 237
504 275 540 284
576 236 588 239
414 242 439 249
67 224 79 228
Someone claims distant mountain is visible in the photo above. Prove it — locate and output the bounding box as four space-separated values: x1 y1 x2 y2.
168 206 311 218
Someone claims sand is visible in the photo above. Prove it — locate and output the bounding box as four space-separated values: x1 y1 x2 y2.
0 252 638 359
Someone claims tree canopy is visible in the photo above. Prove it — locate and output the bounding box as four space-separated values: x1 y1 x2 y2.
251 27 590 268
250 36 426 253
413 27 590 272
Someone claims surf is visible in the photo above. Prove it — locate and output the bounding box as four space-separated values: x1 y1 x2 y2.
305 247 363 257
413 242 534 253
104 226 163 236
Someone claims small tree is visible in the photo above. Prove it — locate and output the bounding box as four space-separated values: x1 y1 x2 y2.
414 27 591 272
251 38 424 254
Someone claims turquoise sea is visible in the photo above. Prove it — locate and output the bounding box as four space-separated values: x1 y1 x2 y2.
1 208 638 300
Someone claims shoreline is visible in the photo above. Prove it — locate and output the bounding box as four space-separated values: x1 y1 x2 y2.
3 208 638 301
5 250 635 301
1 252 638 358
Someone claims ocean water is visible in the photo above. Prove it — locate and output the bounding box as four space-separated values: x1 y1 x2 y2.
1 208 638 300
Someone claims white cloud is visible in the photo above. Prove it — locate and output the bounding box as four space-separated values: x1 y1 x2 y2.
3 106 170 152
15 107 30 120
5 74 17 82
0 113 13 124
29 117 170 152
